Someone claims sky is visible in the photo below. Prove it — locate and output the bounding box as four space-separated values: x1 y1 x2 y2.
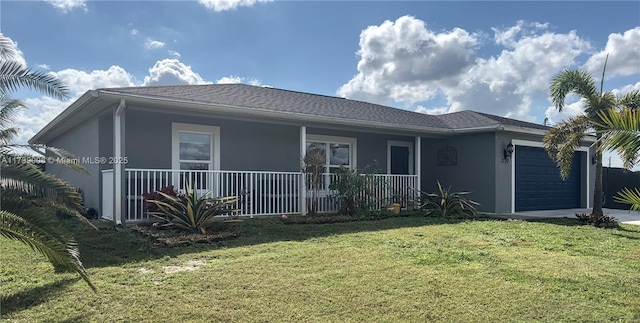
0 0 639 168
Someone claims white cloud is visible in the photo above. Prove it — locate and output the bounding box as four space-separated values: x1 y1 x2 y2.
338 17 591 122
441 26 589 120
584 27 640 78
415 105 449 115
0 34 27 67
15 96 70 144
52 65 136 95
43 0 87 13
168 50 181 58
216 75 261 86
144 38 165 50
143 59 209 86
198 0 271 12
338 15 479 106
14 59 259 144
130 29 139 37
36 64 51 70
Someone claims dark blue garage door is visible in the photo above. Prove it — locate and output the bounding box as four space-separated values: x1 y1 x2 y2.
515 146 581 211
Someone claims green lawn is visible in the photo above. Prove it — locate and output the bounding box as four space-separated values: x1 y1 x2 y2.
2 216 640 322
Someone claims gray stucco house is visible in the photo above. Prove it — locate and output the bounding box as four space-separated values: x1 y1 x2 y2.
30 84 595 224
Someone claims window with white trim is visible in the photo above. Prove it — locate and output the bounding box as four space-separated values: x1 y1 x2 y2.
305 135 356 174
171 123 220 190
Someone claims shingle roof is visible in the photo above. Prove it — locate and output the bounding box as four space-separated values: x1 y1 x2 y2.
475 112 550 131
101 84 548 132
102 84 450 129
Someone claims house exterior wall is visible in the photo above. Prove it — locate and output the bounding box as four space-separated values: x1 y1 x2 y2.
123 108 300 172
45 116 101 212
420 132 496 213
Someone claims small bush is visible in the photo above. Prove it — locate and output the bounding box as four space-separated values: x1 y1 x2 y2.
329 166 376 216
575 213 619 228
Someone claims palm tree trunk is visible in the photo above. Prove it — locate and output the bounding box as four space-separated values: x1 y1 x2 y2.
592 141 604 218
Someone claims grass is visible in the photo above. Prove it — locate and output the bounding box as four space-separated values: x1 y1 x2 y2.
1 215 640 322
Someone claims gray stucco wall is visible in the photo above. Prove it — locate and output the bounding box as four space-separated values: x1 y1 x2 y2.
421 133 497 213
46 116 101 211
123 108 300 171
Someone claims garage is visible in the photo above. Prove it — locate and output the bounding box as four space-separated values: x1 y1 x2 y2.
515 146 582 211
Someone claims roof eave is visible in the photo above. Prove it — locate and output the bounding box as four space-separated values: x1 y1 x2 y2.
29 90 101 144
98 90 453 135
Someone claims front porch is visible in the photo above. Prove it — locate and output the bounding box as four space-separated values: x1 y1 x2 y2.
102 169 419 223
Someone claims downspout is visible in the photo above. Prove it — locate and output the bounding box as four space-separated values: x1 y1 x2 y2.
415 136 421 193
114 99 126 225
300 126 307 216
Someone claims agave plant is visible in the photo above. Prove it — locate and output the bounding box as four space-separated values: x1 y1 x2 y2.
418 181 479 217
144 184 239 234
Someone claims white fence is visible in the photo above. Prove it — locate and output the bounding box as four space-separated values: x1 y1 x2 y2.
112 169 417 222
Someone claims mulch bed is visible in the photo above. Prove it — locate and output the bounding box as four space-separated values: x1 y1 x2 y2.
129 222 240 248
282 212 416 225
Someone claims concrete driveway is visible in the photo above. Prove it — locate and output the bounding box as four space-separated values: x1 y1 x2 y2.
496 208 640 225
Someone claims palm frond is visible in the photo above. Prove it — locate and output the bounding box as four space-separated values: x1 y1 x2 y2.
618 90 640 110
549 70 598 112
0 61 69 100
0 97 25 129
614 187 640 211
0 161 84 211
0 206 95 291
595 108 640 169
543 115 592 179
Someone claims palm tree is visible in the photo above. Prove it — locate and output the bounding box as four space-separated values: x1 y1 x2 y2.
596 103 640 210
0 33 96 290
544 55 621 219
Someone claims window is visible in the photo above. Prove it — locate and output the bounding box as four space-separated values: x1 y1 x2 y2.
305 135 357 174
172 123 220 190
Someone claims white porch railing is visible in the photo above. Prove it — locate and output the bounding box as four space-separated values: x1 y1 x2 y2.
114 169 417 222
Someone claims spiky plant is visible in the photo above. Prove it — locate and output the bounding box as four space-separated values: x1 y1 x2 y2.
144 184 239 234
418 181 479 218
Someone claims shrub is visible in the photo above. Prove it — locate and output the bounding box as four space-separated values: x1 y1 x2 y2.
417 181 479 217
143 185 179 222
575 213 619 228
329 166 375 216
144 184 239 234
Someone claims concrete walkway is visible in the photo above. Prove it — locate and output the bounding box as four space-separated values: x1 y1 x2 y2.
492 208 640 225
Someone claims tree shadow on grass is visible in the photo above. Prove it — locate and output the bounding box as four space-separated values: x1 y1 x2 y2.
66 215 476 269
0 277 78 317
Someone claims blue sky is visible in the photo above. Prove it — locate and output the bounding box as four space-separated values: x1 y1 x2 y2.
1 0 639 167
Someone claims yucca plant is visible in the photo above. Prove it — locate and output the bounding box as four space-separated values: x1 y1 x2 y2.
418 181 479 217
144 184 239 234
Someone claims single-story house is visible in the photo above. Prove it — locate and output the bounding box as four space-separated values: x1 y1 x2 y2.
30 84 595 224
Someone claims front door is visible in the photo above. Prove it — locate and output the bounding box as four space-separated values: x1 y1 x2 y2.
391 146 410 175
388 141 413 175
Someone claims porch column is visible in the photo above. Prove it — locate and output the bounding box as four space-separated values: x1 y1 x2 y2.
113 99 126 225
415 136 421 192
300 126 307 215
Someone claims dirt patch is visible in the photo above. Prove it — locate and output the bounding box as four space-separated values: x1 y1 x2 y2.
164 259 206 274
